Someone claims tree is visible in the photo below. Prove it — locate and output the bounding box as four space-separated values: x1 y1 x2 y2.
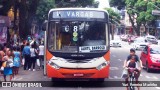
109 0 160 36
55 0 95 7
126 0 160 36
109 0 126 10
36 0 55 25
0 0 14 16
19 0 39 39
126 0 142 36
105 8 120 23
104 8 121 40
104 8 121 24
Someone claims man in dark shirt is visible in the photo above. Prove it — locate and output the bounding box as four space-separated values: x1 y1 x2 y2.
123 48 143 90
124 48 143 68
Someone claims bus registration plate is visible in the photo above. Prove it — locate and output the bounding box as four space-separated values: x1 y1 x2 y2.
74 74 84 77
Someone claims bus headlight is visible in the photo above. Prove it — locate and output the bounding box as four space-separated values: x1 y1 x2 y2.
96 61 109 70
48 61 60 70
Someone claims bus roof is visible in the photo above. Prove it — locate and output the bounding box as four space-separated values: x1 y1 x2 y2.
49 8 109 14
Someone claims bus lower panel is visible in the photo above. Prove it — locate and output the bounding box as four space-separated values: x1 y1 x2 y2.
47 64 109 79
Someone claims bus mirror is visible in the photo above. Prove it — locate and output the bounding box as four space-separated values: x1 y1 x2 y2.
42 20 48 31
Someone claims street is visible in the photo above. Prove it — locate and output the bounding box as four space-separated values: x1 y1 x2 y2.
0 40 160 90
1 0 160 90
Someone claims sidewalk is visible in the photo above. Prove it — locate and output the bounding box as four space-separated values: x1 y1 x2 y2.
0 66 48 81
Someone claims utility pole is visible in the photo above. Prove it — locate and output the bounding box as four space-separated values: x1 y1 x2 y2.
110 16 114 40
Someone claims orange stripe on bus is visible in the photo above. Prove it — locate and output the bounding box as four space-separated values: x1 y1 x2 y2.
46 49 53 61
103 50 110 60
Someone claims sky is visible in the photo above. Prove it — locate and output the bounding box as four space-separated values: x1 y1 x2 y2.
95 0 110 8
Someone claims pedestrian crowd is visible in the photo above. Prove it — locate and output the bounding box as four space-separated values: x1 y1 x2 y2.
0 35 44 81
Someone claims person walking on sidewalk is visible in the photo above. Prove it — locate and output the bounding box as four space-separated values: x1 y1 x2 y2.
0 45 5 70
38 42 44 69
13 47 21 77
29 44 38 71
2 50 13 81
22 42 30 70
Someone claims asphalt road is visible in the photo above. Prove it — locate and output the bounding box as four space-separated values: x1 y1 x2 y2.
0 40 160 90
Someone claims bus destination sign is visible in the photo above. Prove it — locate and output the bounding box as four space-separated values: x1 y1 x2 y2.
51 10 105 19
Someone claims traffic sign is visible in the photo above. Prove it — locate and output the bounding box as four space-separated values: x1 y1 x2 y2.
152 10 160 15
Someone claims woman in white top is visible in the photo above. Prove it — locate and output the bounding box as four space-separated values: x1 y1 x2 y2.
29 44 38 71
38 42 44 69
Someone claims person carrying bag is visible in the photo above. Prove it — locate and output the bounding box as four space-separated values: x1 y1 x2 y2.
6 58 13 68
3 50 13 81
121 68 128 79
35 49 40 67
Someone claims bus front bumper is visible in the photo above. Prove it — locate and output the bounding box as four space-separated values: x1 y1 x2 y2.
47 64 109 79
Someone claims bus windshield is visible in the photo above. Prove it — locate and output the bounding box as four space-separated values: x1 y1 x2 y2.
48 20 107 53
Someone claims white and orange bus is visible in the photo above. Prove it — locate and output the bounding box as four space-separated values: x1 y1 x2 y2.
43 8 110 82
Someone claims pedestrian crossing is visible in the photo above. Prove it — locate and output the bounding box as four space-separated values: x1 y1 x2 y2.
109 74 159 81
156 87 160 90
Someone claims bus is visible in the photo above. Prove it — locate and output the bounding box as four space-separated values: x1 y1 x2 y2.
43 8 110 81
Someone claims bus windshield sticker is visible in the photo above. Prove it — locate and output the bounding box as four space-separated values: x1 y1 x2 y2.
79 45 106 52
73 37 78 41
73 32 78 37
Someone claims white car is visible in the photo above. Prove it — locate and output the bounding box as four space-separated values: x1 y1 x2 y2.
110 40 122 47
132 37 148 50
110 36 122 47
145 35 158 44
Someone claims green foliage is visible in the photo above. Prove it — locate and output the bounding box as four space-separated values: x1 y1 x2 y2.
109 0 125 10
137 11 146 23
125 0 137 7
36 0 55 24
55 0 94 7
135 0 147 11
110 0 160 35
104 8 121 24
73 0 94 7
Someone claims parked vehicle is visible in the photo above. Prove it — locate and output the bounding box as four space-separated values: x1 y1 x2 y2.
145 35 158 44
110 40 121 47
140 45 160 72
132 37 148 50
110 36 122 47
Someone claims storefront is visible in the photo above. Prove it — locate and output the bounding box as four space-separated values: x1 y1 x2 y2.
0 16 10 45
